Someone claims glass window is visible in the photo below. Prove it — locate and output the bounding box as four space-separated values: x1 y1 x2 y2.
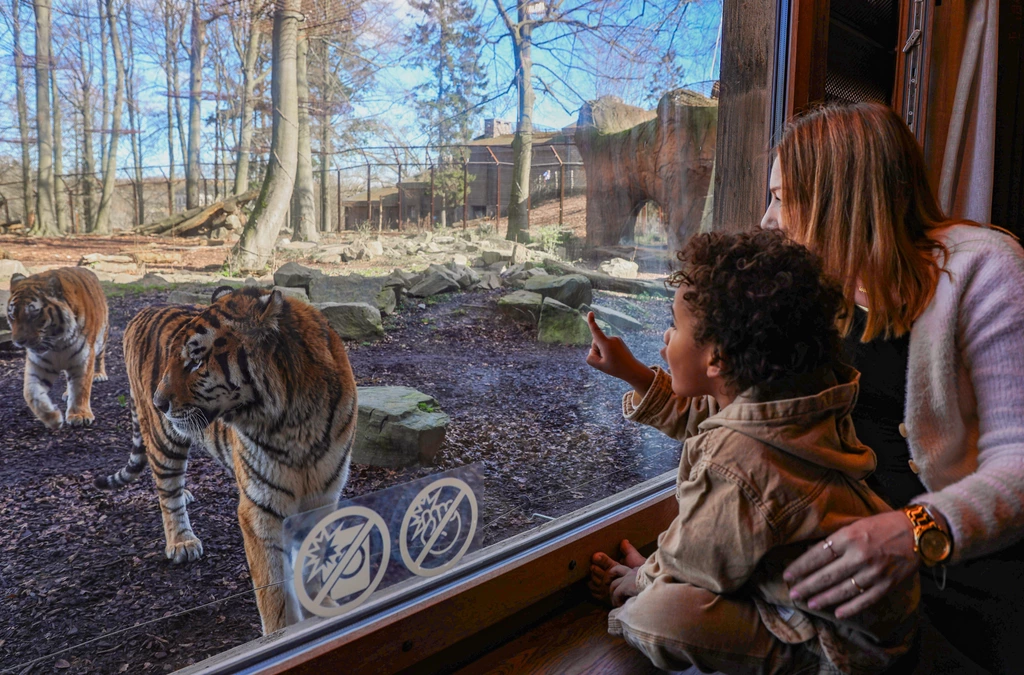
0 0 722 671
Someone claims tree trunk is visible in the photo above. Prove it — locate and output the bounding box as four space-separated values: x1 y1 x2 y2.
319 106 331 232
291 31 317 242
12 0 33 226
163 3 177 216
505 8 534 243
32 0 58 235
81 79 96 232
98 0 109 169
125 3 144 226
234 1 301 271
235 5 261 196
186 0 207 210
95 0 125 234
51 69 68 233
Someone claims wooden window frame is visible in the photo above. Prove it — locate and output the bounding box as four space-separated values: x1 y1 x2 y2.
177 0 785 670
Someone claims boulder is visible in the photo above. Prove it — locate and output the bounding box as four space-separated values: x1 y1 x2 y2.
384 269 419 291
313 252 342 264
273 285 310 303
538 297 592 345
408 265 461 298
132 250 183 266
317 302 384 340
481 250 505 265
375 287 397 316
598 257 640 279
353 387 450 467
584 303 644 332
451 253 469 267
1 260 30 286
168 290 210 306
137 272 171 288
523 274 593 309
0 330 11 348
511 244 529 265
474 272 502 291
308 273 386 305
447 263 480 289
89 261 140 275
274 262 322 290
497 290 545 325
280 240 318 252
365 239 385 257
80 253 133 265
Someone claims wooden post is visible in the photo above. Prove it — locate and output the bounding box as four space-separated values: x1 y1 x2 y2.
366 163 371 230
486 147 501 232
336 169 342 231
378 197 383 232
68 188 77 234
429 164 435 229
125 169 140 227
551 146 565 226
167 177 174 217
397 162 403 231
203 177 209 206
462 159 468 230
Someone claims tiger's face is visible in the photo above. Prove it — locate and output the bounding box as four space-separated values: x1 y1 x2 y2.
7 273 75 351
153 286 283 437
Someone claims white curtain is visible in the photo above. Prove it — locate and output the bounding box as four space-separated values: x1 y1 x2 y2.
938 0 999 223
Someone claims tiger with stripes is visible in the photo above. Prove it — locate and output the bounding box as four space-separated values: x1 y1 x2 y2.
7 267 109 429
96 285 358 633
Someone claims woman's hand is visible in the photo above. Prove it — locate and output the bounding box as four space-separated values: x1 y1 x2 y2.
783 510 920 620
585 313 654 396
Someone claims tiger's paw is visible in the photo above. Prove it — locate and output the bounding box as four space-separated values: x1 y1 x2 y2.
93 372 108 382
183 489 196 506
65 410 95 427
38 410 64 430
166 536 204 564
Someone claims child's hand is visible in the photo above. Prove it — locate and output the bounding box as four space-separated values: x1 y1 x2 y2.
588 539 647 608
586 313 655 396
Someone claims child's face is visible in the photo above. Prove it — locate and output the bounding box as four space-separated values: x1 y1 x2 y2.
661 285 720 399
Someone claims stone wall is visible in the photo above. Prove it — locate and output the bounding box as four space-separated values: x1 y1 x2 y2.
575 89 717 251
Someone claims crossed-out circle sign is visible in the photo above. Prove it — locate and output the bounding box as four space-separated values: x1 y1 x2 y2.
399 477 478 577
294 506 390 618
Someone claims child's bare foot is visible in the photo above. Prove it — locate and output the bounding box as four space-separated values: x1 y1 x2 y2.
588 539 646 606
619 539 646 568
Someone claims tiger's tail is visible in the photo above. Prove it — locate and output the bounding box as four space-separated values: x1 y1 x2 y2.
95 404 148 490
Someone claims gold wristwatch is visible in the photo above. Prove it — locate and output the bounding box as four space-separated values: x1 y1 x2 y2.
902 504 953 567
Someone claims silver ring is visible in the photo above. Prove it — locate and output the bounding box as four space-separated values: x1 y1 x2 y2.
822 539 838 560
851 577 865 594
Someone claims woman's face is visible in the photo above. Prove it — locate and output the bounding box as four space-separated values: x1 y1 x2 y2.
760 158 788 234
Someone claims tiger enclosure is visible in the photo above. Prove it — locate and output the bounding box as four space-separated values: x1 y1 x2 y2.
0 0 723 671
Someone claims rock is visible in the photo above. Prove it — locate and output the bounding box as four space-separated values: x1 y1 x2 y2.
451 253 469 266
384 269 418 291
1 260 31 285
132 250 183 266
273 285 310 303
0 330 11 348
511 244 529 265
137 272 171 288
168 290 211 305
471 256 489 268
537 298 592 345
497 290 545 325
274 262 321 290
487 261 507 274
523 274 593 309
90 261 140 275
80 253 133 265
308 273 386 305
598 257 640 279
584 303 644 332
313 252 341 264
0 291 8 330
280 241 318 252
366 240 384 257
375 287 397 316
473 272 502 291
425 241 442 253
434 236 455 245
446 263 480 289
481 250 505 265
408 265 461 297
317 302 384 340
353 387 450 467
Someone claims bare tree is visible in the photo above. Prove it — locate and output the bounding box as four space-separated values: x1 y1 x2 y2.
94 0 125 234
125 2 144 225
32 0 58 235
291 29 317 242
9 0 35 226
230 0 267 196
234 0 301 271
52 61 68 233
186 0 208 209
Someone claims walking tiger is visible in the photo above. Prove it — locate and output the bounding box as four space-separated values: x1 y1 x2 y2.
96 285 358 633
6 267 109 429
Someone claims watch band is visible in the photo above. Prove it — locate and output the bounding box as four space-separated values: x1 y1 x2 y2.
903 504 952 566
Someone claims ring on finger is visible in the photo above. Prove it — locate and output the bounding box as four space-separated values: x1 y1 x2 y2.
850 577 865 594
822 539 838 561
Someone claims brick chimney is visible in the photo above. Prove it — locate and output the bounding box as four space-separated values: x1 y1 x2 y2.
483 119 513 138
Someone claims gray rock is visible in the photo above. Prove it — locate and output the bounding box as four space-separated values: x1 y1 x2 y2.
447 263 480 289
481 250 505 265
353 387 450 467
487 261 507 273
408 265 461 297
318 302 384 341
384 269 418 291
471 256 489 268
274 262 321 290
273 285 310 303
598 257 640 279
497 290 545 325
375 287 397 316
280 241 318 252
308 273 386 305
451 253 469 266
537 297 592 345
138 272 171 288
168 290 211 306
511 244 529 265
473 272 502 291
584 303 643 332
523 274 593 309
0 330 11 347
313 252 341 264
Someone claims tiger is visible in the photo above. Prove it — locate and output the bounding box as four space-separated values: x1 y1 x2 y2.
7 267 109 429
96 285 358 634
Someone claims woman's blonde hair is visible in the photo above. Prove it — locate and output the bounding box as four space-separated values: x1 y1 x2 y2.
776 102 963 341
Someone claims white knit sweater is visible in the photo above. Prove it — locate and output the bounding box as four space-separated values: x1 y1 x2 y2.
906 224 1024 563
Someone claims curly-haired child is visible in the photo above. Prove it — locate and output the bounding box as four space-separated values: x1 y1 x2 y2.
586 231 919 675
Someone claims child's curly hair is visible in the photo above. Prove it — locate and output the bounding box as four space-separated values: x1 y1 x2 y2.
669 230 846 394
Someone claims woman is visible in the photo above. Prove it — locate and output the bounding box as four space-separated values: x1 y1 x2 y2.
760 102 1024 673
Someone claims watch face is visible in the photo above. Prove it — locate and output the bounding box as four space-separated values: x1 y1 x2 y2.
921 529 952 563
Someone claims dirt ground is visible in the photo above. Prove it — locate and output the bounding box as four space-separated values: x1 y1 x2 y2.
0 283 680 674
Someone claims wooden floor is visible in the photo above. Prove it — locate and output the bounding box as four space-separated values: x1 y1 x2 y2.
452 601 664 675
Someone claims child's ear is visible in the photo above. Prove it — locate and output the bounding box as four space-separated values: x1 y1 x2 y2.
705 349 724 380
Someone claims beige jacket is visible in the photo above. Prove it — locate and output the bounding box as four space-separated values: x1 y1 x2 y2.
624 365 919 673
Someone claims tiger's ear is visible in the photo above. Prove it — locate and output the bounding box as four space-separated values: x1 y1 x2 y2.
46 275 64 297
257 289 284 329
211 285 235 303
9 272 26 287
